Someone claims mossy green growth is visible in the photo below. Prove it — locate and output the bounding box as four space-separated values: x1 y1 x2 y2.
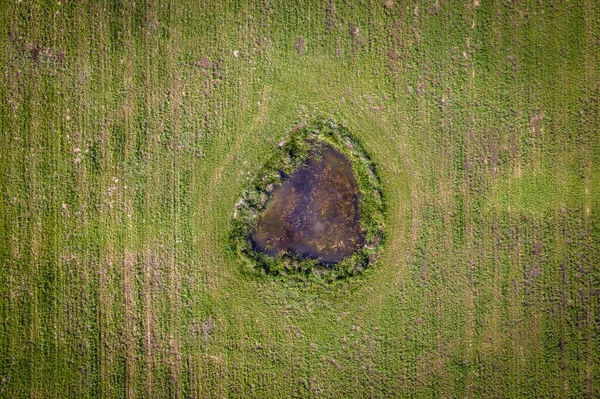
229 119 386 279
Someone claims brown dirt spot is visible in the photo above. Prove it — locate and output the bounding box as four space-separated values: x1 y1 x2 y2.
387 48 399 60
194 57 211 69
27 42 65 66
295 37 306 56
28 43 40 63
326 0 335 31
530 110 544 134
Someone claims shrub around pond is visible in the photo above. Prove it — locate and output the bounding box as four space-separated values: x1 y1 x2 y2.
229 119 385 279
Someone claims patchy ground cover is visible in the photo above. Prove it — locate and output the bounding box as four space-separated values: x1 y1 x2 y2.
1 0 599 397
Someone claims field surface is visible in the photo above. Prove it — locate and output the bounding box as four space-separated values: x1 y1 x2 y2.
1 0 599 397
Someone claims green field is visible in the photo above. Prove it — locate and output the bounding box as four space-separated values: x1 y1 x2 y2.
1 0 599 397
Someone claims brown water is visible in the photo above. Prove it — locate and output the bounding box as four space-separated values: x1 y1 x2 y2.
251 144 365 264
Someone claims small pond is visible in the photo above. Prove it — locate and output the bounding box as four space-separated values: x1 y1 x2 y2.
251 144 365 264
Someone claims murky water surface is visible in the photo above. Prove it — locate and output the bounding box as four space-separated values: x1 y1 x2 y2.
251 145 365 264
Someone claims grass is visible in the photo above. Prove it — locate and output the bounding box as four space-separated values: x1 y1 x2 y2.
1 0 599 397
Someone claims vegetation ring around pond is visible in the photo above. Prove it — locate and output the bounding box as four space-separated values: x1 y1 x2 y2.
229 119 386 280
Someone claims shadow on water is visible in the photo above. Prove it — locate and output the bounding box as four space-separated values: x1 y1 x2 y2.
251 144 365 264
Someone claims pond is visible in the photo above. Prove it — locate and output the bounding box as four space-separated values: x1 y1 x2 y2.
251 144 365 264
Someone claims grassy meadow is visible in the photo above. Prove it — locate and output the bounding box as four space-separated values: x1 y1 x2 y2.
1 0 599 397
